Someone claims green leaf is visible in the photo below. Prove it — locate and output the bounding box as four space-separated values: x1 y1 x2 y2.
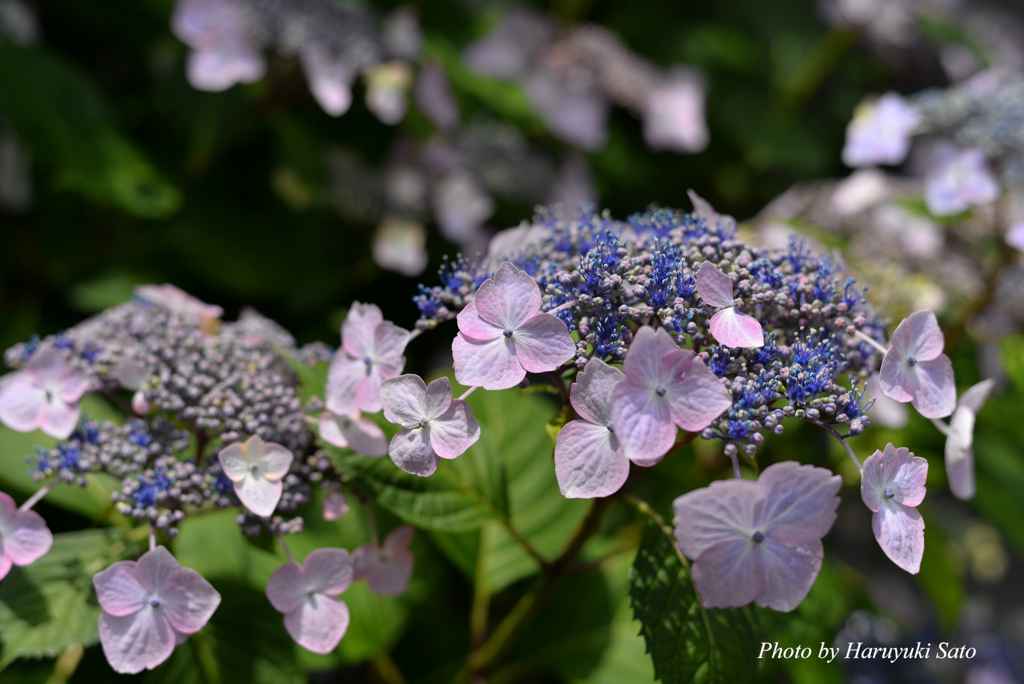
0 528 137 669
628 520 760 684
1001 335 1024 394
275 352 328 405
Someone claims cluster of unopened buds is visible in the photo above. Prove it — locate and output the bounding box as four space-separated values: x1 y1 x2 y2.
0 197 992 672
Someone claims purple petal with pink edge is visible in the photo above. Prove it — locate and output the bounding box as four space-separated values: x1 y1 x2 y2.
373 321 411 371
945 407 976 501
691 538 761 609
515 314 576 373
872 502 925 574
756 462 842 547
0 554 11 581
341 302 384 359
355 365 385 414
388 428 440 476
456 302 503 341
709 308 764 349
672 478 761 560
452 334 524 390
891 310 944 361
0 375 46 432
234 475 283 517
303 548 353 596
756 540 823 612
57 366 90 404
474 262 543 331
98 609 176 674
161 568 221 634
878 349 915 403
428 400 480 460
350 543 378 581
2 507 53 566
621 326 678 389
39 399 81 440
266 562 309 614
554 420 629 499
258 443 293 481
384 525 415 555
695 261 735 309
283 594 350 654
569 358 623 426
958 378 996 414
380 375 429 427
322 490 349 521
134 546 181 596
367 550 414 596
324 355 362 416
665 360 732 432
608 381 676 466
910 355 956 419
92 561 146 616
423 377 454 421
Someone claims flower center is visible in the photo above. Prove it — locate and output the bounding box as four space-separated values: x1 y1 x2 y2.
751 530 765 544
655 386 667 397
150 598 161 608
906 357 917 367
503 329 514 338
250 464 259 474
606 422 615 433
45 389 53 403
417 419 429 429
884 487 895 499
363 356 373 367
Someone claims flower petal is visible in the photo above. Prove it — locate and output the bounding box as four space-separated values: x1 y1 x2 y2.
341 302 384 359
161 568 221 634
0 554 11 581
304 548 353 596
945 407 976 501
665 360 732 431
673 478 761 559
569 358 622 426
351 543 379 581
2 507 53 567
0 375 46 433
423 377 454 421
910 356 956 419
452 334 525 391
324 355 363 416
621 326 678 389
474 262 542 330
891 310 944 362
756 462 842 547
608 380 676 467
383 525 415 556
957 378 995 414
388 428 440 477
515 313 576 373
322 491 349 521
283 595 350 655
318 413 349 449
380 374 429 427
134 546 183 597
866 374 908 429
372 321 410 373
366 550 414 596
872 501 925 574
691 538 762 609
356 364 385 414
257 443 293 481
266 562 308 614
455 301 503 341
92 560 147 616
217 443 250 482
39 399 81 440
695 261 735 309
756 539 823 612
709 308 764 349
98 609 176 674
554 419 629 498
234 475 283 517
428 400 480 460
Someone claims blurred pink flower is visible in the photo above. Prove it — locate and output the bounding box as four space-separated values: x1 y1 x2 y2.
695 261 764 349
318 411 388 458
0 345 90 439
1007 222 1024 252
352 525 415 596
861 443 928 574
322 490 349 521
526 73 609 151
878 310 956 418
93 546 221 673
0 491 52 580
217 435 294 516
266 548 353 654
325 303 410 415
135 283 224 323
641 69 709 153
432 173 494 244
673 462 842 611
924 143 1000 216
945 379 996 501
841 92 918 167
170 0 265 92
452 262 575 390
865 373 908 429
301 45 355 117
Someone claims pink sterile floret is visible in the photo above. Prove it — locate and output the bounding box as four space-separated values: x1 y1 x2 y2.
217 435 294 517
318 411 388 457
924 143 1000 217
452 262 576 390
673 461 842 612
326 302 410 415
322 490 349 521
265 548 353 655
380 375 481 477
134 283 224 322
609 326 732 467
93 546 221 674
352 525 415 596
555 358 629 498
860 443 928 574
0 491 53 581
944 379 995 502
841 92 918 168
878 310 956 418
695 261 764 349
0 345 91 440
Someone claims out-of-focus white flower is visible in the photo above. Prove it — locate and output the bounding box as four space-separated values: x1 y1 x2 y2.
432 172 494 244
365 62 413 126
832 169 889 215
641 68 709 153
924 143 999 216
842 93 918 167
372 217 428 277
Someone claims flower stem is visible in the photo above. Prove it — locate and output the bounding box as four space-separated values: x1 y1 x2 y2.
277 533 295 563
458 386 479 401
728 451 742 479
853 329 889 356
149 527 156 552
548 299 577 314
806 418 862 472
19 482 54 511
930 418 950 436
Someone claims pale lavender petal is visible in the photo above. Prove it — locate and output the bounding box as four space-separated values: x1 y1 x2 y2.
2 507 52 566
388 428 440 477
0 375 46 432
673 478 761 559
161 568 221 634
423 377 454 421
665 360 732 431
891 310 944 361
452 334 524 391
258 443 293 481
432 173 494 243
372 321 411 375
92 561 146 616
414 62 459 131
554 420 629 499
641 69 708 153
756 539 823 612
910 356 956 419
350 543 379 581
380 375 429 427
217 443 249 482
366 550 413 596
878 349 915 403
234 475 283 517
134 546 182 596
318 413 349 449
322 491 349 521
0 554 11 581
709 308 764 349
283 595 349 655
266 562 307 614
515 314 575 373
428 400 480 460
341 303 384 360
98 609 176 674
474 262 542 331
303 548 353 596
946 407 976 501
338 416 388 458
383 525 415 556
872 502 925 574
356 365 385 414
841 92 917 168
621 326 678 389
38 399 80 440
568 358 622 426
925 145 999 217
695 261 735 308
866 374 908 429
1007 222 1024 252
863 444 928 507
756 462 842 547
456 301 503 341
958 378 996 414
324 355 363 416
300 45 354 117
187 48 265 92
609 381 676 466
691 538 761 609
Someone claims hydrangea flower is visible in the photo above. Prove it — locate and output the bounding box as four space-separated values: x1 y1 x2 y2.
555 359 630 498
878 310 956 418
841 92 918 168
379 375 481 477
134 283 224 323
865 373 908 429
326 302 410 415
322 490 348 521
300 44 355 117
265 548 353 654
372 217 428 277
432 173 495 244
0 344 90 439
610 326 732 466
93 546 221 674
924 143 1000 217
318 411 388 457
860 444 928 574
1007 221 1024 252
452 262 575 390
641 69 709 153
170 0 265 92
944 379 995 501
364 62 412 126
695 261 764 349
0 491 53 580
352 525 415 596
672 462 842 611
217 435 294 516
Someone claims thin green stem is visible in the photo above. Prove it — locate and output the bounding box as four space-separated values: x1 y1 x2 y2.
806 418 862 471
370 652 409 684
